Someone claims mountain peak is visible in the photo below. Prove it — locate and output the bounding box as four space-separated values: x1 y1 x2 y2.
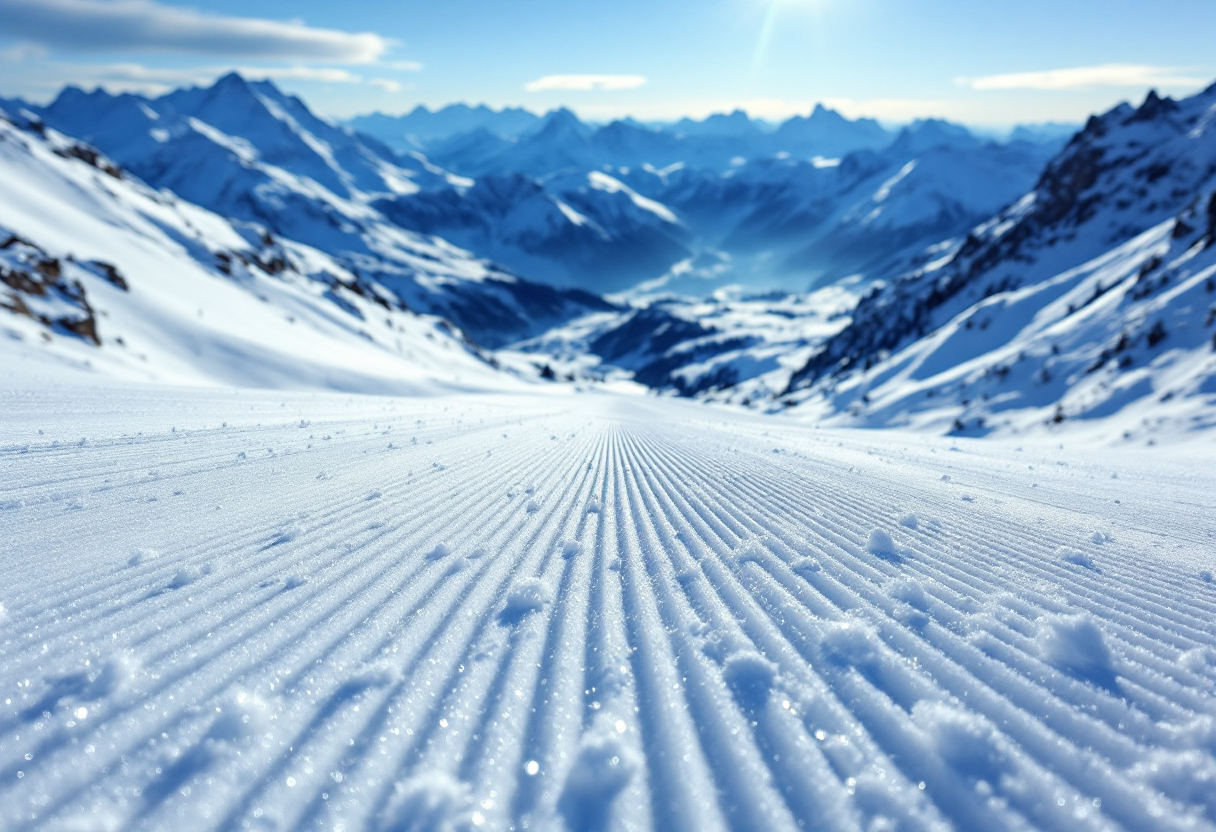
212 71 252 93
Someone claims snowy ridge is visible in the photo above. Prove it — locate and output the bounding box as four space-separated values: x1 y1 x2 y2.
22 76 610 346
782 84 1216 441
0 107 517 392
1 388 1215 830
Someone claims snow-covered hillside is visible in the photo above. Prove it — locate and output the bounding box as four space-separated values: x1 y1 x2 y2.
785 84 1216 442
0 105 518 392
20 76 610 347
377 170 692 292
1 385 1214 831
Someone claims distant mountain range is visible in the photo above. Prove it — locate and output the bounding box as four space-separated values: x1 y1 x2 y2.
776 84 1216 440
10 74 610 348
5 72 1211 440
8 76 1075 298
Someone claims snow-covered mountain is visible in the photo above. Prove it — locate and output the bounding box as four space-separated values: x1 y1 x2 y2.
428 104 896 178
22 75 610 348
608 129 1059 293
348 103 541 154
376 169 692 292
782 84 1216 442
0 104 530 391
510 283 859 400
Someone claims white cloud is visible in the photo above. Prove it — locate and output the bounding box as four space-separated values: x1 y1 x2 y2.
958 64 1208 92
524 74 647 92
387 60 423 72
82 63 363 86
2 62 373 99
0 0 389 63
0 42 48 61
369 78 402 93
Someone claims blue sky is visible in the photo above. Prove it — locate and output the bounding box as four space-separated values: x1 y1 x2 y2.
1 0 1214 127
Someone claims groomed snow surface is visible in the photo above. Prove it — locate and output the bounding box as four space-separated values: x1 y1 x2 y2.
1 385 1215 832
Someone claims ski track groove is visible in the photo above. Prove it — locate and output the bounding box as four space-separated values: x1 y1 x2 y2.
1 396 1214 832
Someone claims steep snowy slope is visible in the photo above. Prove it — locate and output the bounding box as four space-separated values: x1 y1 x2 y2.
786 84 1216 440
634 130 1058 291
378 170 692 293
26 76 608 347
0 107 515 392
1 386 1214 831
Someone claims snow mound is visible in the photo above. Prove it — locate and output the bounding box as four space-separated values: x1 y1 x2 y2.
793 556 822 575
889 578 931 611
865 528 900 560
722 650 778 708
819 620 883 668
1057 546 1097 570
587 496 601 514
1036 613 1117 687
168 562 212 590
897 512 919 530
427 542 451 560
912 700 1011 781
561 539 582 558
205 689 271 744
502 578 550 621
379 771 476 832
558 731 639 830
127 548 158 567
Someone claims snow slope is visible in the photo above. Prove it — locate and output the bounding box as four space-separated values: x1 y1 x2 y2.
23 76 608 347
784 84 1216 441
1 385 1215 831
0 107 514 393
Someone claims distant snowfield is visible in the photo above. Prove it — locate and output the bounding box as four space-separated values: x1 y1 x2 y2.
2 383 1215 832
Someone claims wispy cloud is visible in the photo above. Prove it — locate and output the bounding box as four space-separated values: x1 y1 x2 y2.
0 42 48 61
958 64 1208 91
89 63 363 86
369 78 402 94
4 62 387 99
0 0 389 63
387 60 423 72
524 74 647 92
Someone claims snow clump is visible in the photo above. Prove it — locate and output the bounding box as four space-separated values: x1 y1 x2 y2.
559 731 639 830
897 512 919 530
427 542 451 560
378 771 476 832
866 529 896 556
912 701 1011 781
205 689 271 744
723 650 778 707
1036 613 1116 685
1057 546 1096 570
502 578 550 620
127 548 158 567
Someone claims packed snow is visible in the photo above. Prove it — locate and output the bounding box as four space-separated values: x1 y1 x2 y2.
1 384 1214 831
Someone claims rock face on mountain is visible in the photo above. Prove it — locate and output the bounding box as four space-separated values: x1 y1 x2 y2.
781 85 1216 440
